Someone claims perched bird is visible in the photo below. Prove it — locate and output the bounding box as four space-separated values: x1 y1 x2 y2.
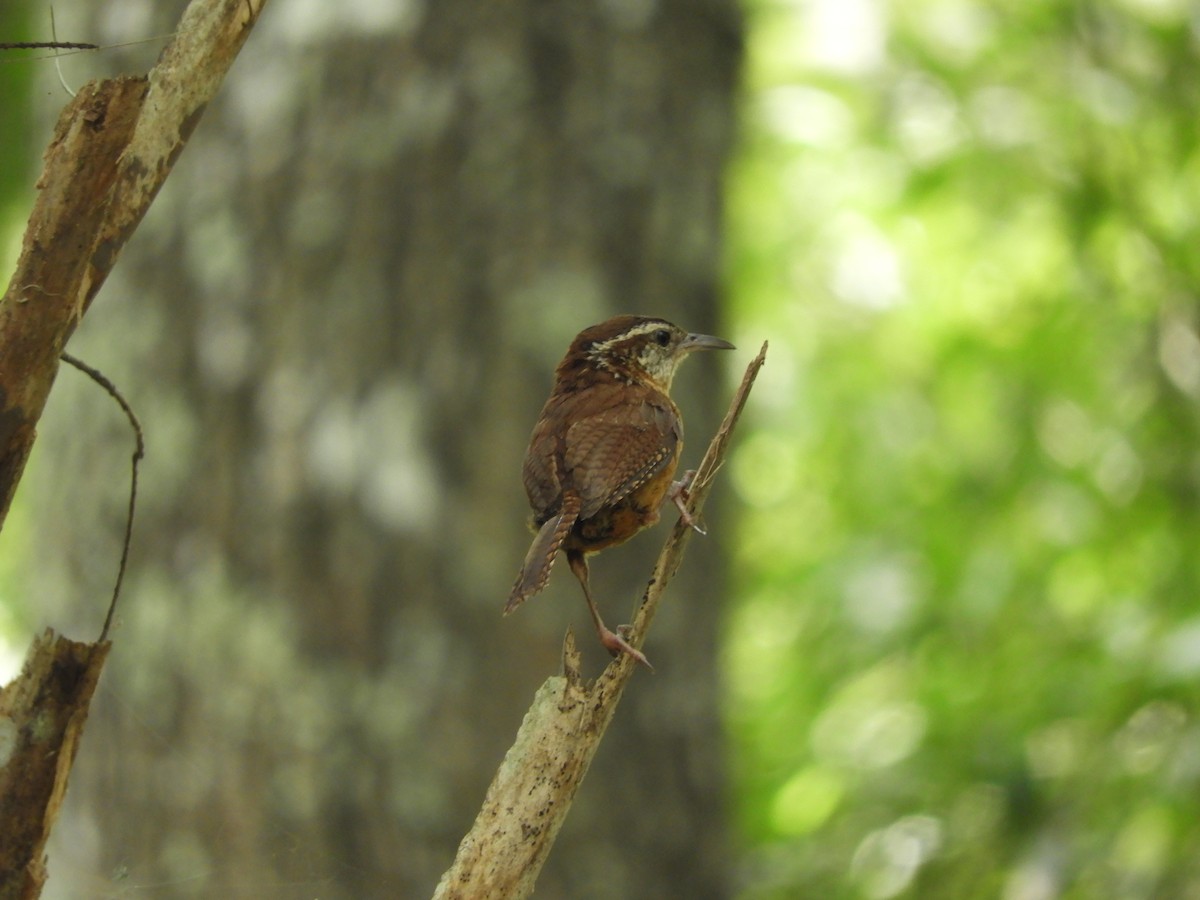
505 315 735 669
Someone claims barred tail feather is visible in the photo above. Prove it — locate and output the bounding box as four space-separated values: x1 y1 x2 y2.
504 495 580 615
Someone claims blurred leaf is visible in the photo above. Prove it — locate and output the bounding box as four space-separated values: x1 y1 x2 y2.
728 0 1200 895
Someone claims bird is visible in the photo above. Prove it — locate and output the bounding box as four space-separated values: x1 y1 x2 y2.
504 314 735 669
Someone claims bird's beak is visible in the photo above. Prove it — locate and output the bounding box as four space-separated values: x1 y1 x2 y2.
680 332 736 353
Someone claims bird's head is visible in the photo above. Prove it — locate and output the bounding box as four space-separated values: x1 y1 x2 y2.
564 315 735 392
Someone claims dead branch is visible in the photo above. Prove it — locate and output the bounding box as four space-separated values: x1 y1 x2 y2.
434 342 768 900
0 0 267 532
0 1 268 896
0 632 109 899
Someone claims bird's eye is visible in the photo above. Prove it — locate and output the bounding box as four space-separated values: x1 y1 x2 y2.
653 329 671 347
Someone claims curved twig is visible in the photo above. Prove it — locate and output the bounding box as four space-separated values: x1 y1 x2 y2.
60 353 144 643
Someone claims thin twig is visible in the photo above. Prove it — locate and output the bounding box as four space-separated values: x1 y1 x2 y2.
50 7 77 98
434 341 767 900
0 37 176 63
622 340 768 652
60 353 145 644
0 42 99 51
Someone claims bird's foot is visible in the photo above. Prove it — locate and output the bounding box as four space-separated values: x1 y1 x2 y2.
668 470 705 535
599 625 654 672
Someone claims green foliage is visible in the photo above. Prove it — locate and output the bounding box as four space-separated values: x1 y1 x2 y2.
727 0 1200 896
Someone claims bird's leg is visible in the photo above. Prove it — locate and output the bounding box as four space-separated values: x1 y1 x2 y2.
668 468 706 535
566 550 653 671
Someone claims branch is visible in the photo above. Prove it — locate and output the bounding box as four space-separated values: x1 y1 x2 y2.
0 2 268 896
434 342 768 900
0 632 110 899
0 0 267 532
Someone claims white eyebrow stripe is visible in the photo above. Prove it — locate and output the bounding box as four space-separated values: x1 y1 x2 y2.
586 322 672 357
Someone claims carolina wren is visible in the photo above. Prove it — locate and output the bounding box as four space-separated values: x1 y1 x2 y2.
505 315 735 669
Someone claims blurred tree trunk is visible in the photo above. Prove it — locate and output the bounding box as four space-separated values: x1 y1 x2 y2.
30 1 741 897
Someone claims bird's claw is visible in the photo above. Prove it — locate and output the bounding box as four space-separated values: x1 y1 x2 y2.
600 625 654 672
669 470 706 535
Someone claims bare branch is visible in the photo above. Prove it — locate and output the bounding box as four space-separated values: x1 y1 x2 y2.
0 631 110 899
434 342 768 900
0 0 267 533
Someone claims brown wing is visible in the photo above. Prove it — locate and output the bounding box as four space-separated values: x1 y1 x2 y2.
564 399 680 520
521 406 564 521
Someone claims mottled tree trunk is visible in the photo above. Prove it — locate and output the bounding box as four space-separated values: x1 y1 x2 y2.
30 2 741 897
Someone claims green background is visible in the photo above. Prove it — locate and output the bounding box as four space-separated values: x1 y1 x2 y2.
727 0 1200 896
